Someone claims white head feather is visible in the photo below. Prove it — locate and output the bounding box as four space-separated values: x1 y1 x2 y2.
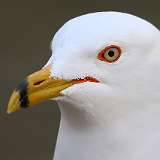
46 12 160 160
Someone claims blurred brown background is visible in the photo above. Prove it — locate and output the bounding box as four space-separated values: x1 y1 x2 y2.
0 0 159 160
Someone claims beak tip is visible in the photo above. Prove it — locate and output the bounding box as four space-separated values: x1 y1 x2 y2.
6 103 20 114
6 111 11 114
6 90 21 114
6 107 12 114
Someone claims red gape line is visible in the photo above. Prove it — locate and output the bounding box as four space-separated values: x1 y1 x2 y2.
73 76 99 83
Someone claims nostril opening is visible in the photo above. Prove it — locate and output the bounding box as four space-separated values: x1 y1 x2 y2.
33 80 45 86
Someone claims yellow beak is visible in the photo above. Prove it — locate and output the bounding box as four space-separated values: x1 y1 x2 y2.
7 65 74 113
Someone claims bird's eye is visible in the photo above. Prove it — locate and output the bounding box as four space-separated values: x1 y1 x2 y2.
97 45 121 63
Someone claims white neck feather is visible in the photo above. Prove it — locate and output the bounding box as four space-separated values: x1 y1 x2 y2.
53 87 160 160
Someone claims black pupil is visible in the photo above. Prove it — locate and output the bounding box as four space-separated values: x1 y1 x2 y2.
108 50 115 57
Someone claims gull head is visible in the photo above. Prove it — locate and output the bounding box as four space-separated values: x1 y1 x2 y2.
7 12 160 117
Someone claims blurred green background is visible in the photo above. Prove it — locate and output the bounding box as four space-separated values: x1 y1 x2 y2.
0 0 159 159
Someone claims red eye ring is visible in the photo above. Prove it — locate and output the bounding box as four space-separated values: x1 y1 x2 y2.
97 45 121 63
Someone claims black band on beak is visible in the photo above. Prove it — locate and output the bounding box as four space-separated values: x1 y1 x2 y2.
16 79 29 108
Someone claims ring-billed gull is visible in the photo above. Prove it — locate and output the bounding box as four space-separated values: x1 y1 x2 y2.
7 12 160 160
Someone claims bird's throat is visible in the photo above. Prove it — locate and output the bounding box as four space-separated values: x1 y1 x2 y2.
53 98 160 160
